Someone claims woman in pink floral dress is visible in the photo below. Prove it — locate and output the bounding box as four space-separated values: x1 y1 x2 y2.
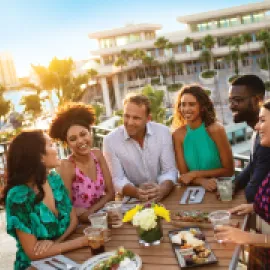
49 103 115 223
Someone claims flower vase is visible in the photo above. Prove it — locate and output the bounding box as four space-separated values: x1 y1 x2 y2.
137 218 163 246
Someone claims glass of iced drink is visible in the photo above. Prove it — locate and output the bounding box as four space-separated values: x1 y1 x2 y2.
83 227 105 255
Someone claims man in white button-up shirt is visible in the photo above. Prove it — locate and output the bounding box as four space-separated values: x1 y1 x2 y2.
103 93 178 202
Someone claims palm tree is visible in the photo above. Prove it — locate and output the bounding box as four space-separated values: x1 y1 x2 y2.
0 84 6 95
167 57 177 83
230 50 240 75
241 33 252 69
202 35 215 69
183 37 194 75
228 36 243 74
0 96 10 123
141 84 165 123
154 36 170 83
257 29 270 80
131 49 146 84
20 94 42 119
142 55 158 79
199 50 212 70
32 57 90 106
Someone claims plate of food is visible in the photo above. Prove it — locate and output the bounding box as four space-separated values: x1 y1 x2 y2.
169 227 218 268
171 211 211 228
80 247 142 270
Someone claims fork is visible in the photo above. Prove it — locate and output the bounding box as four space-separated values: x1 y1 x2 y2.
51 258 78 270
189 189 199 202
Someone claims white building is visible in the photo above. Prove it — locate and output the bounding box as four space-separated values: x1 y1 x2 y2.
0 52 18 87
88 1 270 116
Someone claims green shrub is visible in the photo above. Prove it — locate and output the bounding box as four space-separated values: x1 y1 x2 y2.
167 83 183 92
201 70 217 79
204 89 211 96
259 58 269 71
228 75 240 83
265 81 270 91
151 78 160 85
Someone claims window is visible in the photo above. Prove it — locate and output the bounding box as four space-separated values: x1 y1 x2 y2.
130 33 141 43
103 55 114 65
116 36 129 46
220 19 230 28
208 21 218 30
242 15 252 24
253 13 264 23
193 41 202 51
197 23 209 32
100 38 114 48
229 17 240 27
145 31 155 40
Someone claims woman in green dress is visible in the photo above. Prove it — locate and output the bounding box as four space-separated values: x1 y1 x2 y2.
172 84 234 191
0 130 88 270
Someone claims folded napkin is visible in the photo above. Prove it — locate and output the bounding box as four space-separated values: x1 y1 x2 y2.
31 254 79 269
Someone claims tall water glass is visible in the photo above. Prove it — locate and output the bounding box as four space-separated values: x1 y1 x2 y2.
105 201 123 228
217 176 234 201
88 212 111 241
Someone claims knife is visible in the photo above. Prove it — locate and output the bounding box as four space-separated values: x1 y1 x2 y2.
51 257 77 270
44 260 62 270
185 189 192 204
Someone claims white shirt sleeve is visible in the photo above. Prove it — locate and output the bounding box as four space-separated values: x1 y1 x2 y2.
157 128 178 184
103 135 133 193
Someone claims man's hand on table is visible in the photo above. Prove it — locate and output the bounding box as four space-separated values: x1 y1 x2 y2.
137 183 165 202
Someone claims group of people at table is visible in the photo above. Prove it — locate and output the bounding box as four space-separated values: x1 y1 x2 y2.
1 74 270 269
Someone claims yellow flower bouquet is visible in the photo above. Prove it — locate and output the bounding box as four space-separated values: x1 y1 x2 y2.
123 203 170 246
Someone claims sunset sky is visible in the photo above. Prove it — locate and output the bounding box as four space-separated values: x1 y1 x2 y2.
0 0 259 77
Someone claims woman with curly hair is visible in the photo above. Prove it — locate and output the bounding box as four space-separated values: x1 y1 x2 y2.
0 131 88 270
49 102 114 223
172 84 234 191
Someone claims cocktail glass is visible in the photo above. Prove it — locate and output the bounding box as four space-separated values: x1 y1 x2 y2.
83 227 105 255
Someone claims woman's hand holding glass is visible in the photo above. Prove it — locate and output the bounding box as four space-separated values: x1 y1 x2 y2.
215 225 250 244
229 204 254 215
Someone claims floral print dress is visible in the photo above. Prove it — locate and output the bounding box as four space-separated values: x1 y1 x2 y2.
249 172 270 269
5 171 72 270
70 152 105 208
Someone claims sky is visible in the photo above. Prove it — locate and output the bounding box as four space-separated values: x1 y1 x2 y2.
0 0 260 77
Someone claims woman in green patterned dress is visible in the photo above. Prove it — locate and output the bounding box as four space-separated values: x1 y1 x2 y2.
0 130 89 270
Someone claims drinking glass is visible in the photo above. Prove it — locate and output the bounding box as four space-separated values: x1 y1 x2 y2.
83 227 105 255
88 212 111 241
208 210 231 243
217 176 234 201
105 201 123 228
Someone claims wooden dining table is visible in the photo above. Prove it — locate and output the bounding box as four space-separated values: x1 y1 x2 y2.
64 186 248 270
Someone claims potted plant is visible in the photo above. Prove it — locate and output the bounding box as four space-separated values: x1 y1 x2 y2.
199 70 217 85
122 203 170 246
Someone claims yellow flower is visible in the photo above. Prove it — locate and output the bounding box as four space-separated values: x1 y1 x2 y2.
122 204 143 223
154 204 171 222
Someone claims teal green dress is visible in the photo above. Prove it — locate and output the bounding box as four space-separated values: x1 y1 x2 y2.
183 123 222 171
5 171 72 270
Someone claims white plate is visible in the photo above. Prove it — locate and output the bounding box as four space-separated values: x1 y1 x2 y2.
80 251 142 270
